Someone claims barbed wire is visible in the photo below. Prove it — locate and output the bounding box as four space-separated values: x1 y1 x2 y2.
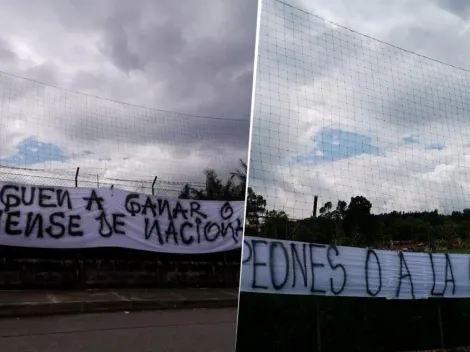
0 165 205 198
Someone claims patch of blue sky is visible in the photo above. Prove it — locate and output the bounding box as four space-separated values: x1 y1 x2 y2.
0 137 68 166
425 143 446 151
293 128 382 165
403 136 419 144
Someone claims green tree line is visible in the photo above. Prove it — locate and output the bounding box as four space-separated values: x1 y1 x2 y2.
178 159 247 201
238 189 470 351
245 193 470 251
179 164 470 251
176 160 268 226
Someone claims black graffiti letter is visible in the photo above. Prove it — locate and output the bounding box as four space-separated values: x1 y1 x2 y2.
125 194 141 216
429 253 441 296
56 189 72 209
204 222 220 242
83 190 104 211
396 251 415 299
25 212 44 238
5 211 22 235
251 239 268 290
365 249 382 297
144 218 164 244
190 202 207 219
45 212 66 239
243 239 253 264
157 199 173 220
141 197 157 217
233 218 243 244
0 185 20 212
38 187 56 208
221 222 235 239
95 212 113 237
112 214 126 235
180 222 194 245
327 245 347 295
172 202 188 220
443 253 456 296
21 186 35 206
165 220 178 244
195 218 202 243
269 241 289 290
68 214 83 237
309 244 326 294
220 201 234 220
291 243 308 288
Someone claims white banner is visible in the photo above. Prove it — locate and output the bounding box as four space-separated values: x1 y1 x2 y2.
0 182 244 254
241 236 470 300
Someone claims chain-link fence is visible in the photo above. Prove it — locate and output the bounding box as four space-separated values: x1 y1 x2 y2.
239 0 470 348
0 165 241 289
237 292 470 352
0 165 205 198
239 206 470 351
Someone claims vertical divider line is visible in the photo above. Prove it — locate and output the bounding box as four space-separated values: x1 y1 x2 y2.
235 0 264 348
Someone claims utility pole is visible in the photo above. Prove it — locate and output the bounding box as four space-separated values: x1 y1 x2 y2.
313 195 318 219
312 194 321 352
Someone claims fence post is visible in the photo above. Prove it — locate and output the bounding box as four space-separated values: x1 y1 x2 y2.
437 300 445 351
316 298 322 352
152 176 158 196
313 195 318 218
96 174 99 187
75 167 80 187
74 167 84 289
430 232 445 351
312 195 322 352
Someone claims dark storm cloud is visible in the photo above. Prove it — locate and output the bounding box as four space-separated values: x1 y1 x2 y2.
82 0 257 149
63 101 250 150
96 0 257 120
257 0 470 139
259 0 365 85
436 0 470 19
0 0 257 159
0 38 16 62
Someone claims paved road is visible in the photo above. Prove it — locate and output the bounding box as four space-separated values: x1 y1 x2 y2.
0 308 237 352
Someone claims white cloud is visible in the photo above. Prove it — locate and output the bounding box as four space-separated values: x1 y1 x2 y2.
0 0 256 187
251 0 470 218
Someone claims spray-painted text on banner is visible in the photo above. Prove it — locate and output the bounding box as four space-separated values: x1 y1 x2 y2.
0 182 244 254
241 236 470 299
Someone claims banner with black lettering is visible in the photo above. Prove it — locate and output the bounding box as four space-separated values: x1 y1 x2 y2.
241 236 470 300
0 182 244 254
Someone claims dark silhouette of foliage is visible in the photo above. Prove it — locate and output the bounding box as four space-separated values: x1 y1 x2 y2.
258 194 470 251
245 187 267 225
178 161 247 201
239 193 470 351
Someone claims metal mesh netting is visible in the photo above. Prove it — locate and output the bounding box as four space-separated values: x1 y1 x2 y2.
0 70 249 190
0 165 204 198
250 0 470 219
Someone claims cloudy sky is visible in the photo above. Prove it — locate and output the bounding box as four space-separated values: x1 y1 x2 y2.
0 0 256 191
250 0 470 218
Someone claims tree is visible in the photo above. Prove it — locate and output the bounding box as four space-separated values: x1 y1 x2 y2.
178 161 248 201
229 159 247 198
343 196 375 245
263 210 290 239
347 196 372 215
319 201 333 217
246 187 267 225
336 200 348 218
178 169 230 200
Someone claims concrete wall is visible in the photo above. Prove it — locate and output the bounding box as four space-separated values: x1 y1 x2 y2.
0 246 241 289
